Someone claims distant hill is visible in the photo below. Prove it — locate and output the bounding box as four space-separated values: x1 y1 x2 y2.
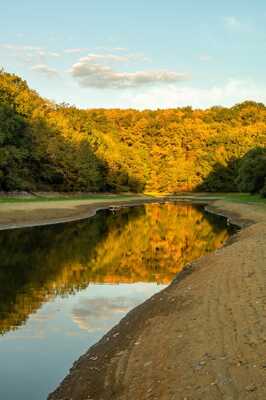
0 69 265 193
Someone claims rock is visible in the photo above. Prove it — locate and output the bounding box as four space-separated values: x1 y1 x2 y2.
245 384 257 392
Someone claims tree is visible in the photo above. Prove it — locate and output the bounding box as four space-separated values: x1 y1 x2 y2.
236 147 266 195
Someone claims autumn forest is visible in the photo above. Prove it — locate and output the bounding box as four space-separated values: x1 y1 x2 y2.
0 70 265 196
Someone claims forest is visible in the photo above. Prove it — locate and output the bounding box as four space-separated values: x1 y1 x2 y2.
0 70 265 196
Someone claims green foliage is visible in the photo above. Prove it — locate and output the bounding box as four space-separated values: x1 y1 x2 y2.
0 69 266 193
261 184 266 198
0 102 33 190
197 160 240 192
236 147 266 196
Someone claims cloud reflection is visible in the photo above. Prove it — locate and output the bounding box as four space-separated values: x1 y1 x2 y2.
72 296 140 332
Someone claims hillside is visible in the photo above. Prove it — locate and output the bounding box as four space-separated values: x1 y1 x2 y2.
0 70 265 193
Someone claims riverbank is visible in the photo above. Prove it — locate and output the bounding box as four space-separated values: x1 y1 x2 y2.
0 195 160 230
48 199 266 400
0 192 262 231
0 192 225 231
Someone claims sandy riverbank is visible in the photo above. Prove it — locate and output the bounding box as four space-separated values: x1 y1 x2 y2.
47 199 266 400
0 194 215 231
0 196 163 230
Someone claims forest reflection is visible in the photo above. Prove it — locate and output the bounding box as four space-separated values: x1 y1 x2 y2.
0 203 232 335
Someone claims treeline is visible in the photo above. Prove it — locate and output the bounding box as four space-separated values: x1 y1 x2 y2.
0 70 265 194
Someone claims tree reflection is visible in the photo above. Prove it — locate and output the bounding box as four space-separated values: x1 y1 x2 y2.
0 203 232 334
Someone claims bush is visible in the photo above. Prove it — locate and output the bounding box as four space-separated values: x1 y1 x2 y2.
236 147 266 195
261 179 266 198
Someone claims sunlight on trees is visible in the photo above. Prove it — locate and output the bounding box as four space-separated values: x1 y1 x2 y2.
0 70 265 194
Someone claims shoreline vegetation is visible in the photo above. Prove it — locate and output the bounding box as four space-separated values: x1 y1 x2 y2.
0 191 266 203
47 197 266 400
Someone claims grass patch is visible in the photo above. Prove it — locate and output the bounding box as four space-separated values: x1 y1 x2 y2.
1 191 264 206
214 193 266 205
0 194 151 204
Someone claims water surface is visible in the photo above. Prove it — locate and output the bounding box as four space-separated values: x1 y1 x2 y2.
0 203 233 399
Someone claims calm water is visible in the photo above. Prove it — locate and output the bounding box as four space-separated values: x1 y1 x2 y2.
0 203 233 400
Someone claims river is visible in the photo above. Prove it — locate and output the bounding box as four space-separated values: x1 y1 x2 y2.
0 202 234 399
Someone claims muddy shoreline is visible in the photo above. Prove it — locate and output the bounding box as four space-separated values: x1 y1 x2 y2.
46 199 266 400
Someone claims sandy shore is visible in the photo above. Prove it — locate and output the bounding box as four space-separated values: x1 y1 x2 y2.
0 194 214 231
46 199 266 400
0 196 163 230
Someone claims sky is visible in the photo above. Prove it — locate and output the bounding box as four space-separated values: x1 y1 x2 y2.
0 0 266 109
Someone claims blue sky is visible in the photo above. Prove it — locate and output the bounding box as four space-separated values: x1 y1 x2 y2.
0 0 266 109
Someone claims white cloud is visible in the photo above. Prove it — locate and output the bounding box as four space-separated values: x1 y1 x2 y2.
0 43 42 52
31 64 59 78
0 43 60 66
119 79 266 110
84 53 133 62
112 47 128 52
64 48 89 54
37 50 60 58
199 54 213 62
224 16 242 30
70 56 189 89
73 52 150 64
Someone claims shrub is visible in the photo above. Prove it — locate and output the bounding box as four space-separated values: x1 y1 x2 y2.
236 147 266 194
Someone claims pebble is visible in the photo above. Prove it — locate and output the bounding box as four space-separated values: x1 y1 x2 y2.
246 384 257 392
144 361 152 367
